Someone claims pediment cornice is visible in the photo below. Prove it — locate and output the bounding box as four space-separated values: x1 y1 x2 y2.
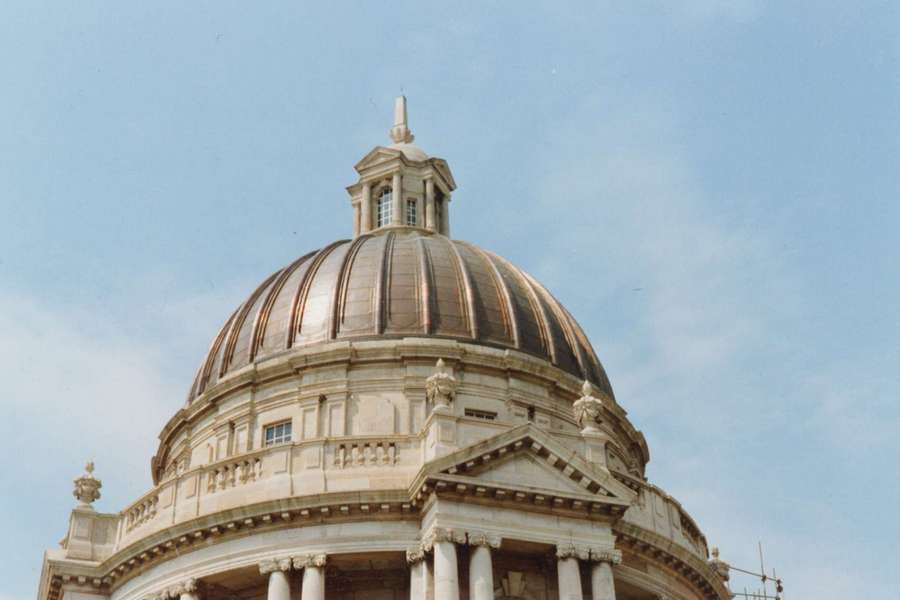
411 424 637 517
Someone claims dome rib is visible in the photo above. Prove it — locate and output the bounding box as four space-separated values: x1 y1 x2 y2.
373 231 396 334
499 253 557 366
330 234 370 340
196 308 239 397
525 273 589 381
460 241 520 349
250 250 317 362
445 236 479 340
415 236 433 335
220 270 280 377
288 240 345 349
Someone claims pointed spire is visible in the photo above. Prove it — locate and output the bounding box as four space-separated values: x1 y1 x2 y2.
389 95 415 144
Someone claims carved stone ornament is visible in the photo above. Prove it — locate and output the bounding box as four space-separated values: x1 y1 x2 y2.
406 544 427 565
467 531 502 549
293 553 327 569
589 548 622 565
556 543 591 561
259 557 293 575
425 526 467 549
73 461 102 507
708 547 730 582
572 381 604 433
426 359 458 412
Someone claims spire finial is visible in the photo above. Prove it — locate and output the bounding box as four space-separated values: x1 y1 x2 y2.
389 95 414 144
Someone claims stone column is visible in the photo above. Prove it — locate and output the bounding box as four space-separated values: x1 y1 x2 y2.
556 545 587 600
468 532 501 600
425 178 436 231
361 182 372 232
295 554 327 600
407 545 428 600
430 528 463 600
440 194 450 236
589 549 621 600
259 559 292 600
392 173 403 225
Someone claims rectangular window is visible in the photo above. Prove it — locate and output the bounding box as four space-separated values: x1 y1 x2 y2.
264 420 292 446
406 198 418 226
376 189 393 228
464 408 497 421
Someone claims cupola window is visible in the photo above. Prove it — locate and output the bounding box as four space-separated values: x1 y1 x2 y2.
376 188 393 228
406 199 418 226
264 420 292 447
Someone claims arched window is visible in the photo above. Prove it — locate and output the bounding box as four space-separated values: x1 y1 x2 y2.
376 187 392 228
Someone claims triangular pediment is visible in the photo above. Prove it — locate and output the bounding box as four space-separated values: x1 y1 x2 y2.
354 146 404 172
463 451 595 496
415 424 637 513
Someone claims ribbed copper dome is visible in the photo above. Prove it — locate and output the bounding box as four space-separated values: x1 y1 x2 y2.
189 228 613 401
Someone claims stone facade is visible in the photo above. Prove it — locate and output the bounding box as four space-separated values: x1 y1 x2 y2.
37 98 733 600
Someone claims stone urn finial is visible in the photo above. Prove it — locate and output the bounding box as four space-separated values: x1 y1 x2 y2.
73 461 102 508
708 546 730 582
573 380 604 434
426 358 458 413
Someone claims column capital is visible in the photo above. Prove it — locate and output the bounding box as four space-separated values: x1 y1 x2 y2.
425 526 466 549
467 531 502 549
259 557 293 575
163 578 201 599
293 553 327 569
589 548 622 565
556 543 591 561
406 544 428 565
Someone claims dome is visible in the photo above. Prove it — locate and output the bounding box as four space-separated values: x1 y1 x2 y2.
189 227 613 402
389 142 429 161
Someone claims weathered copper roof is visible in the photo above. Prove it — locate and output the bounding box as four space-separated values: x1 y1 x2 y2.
189 228 613 401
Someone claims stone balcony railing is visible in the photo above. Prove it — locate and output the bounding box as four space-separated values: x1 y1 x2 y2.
114 434 421 551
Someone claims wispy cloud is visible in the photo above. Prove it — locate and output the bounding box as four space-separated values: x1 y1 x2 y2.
516 91 898 598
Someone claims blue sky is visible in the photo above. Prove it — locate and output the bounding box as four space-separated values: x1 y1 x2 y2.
1 2 897 598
